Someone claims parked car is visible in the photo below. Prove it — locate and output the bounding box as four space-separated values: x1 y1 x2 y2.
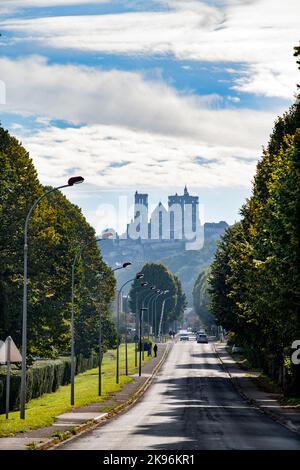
197 334 208 344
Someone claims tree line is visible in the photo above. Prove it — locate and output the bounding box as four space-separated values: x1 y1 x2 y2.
129 262 187 334
194 47 300 393
0 126 117 360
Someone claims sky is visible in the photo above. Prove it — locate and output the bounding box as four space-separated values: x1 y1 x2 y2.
0 0 299 233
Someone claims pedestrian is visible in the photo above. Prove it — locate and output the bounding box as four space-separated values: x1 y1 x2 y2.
153 343 158 358
147 342 152 357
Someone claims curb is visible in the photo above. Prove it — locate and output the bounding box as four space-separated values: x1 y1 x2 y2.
36 342 173 450
212 342 300 438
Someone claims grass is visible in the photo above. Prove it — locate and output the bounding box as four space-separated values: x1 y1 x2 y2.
0 343 152 437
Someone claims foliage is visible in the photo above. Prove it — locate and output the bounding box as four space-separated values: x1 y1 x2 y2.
0 126 116 359
192 267 215 329
128 262 186 331
208 71 300 393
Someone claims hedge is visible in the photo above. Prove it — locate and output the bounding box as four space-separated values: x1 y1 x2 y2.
0 353 98 413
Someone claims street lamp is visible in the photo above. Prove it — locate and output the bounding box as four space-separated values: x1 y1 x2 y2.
142 286 156 341
70 233 114 406
116 273 144 384
145 289 159 339
113 262 132 272
139 308 147 377
20 176 84 419
134 282 148 367
97 261 132 397
137 284 155 360
141 288 157 357
153 290 164 338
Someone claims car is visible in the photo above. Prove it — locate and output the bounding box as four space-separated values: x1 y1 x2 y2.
180 335 189 342
197 334 208 344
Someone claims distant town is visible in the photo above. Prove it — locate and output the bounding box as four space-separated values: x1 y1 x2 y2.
101 187 228 265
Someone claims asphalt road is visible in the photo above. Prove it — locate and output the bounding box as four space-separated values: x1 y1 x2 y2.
60 341 300 450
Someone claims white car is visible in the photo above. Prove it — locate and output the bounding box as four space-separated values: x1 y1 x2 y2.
197 334 208 344
180 335 189 342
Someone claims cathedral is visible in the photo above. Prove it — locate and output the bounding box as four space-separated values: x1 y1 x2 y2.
126 186 201 247
101 188 228 263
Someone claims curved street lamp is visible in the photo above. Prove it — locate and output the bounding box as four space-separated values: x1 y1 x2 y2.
141 288 157 341
96 261 132 396
140 287 158 360
147 291 159 339
70 235 108 405
158 291 171 340
153 290 165 338
139 308 147 377
136 282 156 360
70 231 118 405
134 282 149 367
116 272 144 384
20 176 84 419
145 289 160 339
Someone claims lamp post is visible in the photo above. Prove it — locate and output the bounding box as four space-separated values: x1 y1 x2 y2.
97 262 132 396
134 282 148 367
151 289 163 337
142 288 156 340
70 231 114 406
20 176 84 419
154 290 165 338
112 263 132 379
148 292 159 337
158 292 171 340
116 273 144 384
141 287 156 360
139 308 147 376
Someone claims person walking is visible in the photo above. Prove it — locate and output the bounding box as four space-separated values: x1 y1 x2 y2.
153 343 158 358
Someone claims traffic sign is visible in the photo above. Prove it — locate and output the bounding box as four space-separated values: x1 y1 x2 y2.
0 337 22 363
0 337 22 419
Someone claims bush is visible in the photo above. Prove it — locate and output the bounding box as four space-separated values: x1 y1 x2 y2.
0 353 98 413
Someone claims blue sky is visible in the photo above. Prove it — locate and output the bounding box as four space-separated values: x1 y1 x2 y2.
0 0 299 231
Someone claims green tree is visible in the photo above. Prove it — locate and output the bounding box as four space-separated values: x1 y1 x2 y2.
193 267 215 329
0 126 116 359
208 49 300 389
128 262 183 332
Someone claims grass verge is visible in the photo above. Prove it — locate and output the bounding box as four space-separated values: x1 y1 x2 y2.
225 345 300 406
0 344 152 437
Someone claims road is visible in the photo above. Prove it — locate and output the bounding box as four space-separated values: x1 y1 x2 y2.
60 341 300 450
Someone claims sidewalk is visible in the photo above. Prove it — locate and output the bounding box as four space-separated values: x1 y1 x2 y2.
213 342 300 436
0 342 171 450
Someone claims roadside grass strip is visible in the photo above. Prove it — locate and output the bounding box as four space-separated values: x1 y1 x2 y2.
0 344 151 437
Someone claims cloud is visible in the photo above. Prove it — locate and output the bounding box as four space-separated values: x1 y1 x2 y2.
1 0 299 98
0 55 279 149
0 0 109 14
231 64 298 99
15 123 261 191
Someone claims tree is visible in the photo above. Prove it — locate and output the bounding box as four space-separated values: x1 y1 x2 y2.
128 262 183 332
0 125 116 358
208 50 300 389
193 267 215 329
